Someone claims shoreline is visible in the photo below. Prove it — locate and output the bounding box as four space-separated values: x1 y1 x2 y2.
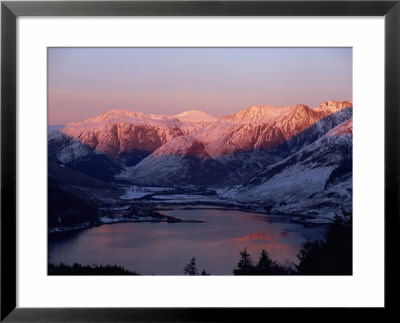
48 201 330 236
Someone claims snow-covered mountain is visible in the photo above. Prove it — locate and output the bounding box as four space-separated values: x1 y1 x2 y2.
115 135 237 186
196 101 352 157
49 109 217 178
49 101 352 186
117 101 352 185
219 118 353 218
60 109 216 158
173 110 218 123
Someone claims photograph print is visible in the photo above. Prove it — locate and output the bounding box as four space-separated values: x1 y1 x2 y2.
48 47 352 275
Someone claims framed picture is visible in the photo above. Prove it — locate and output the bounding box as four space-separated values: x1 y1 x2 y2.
1 0 399 321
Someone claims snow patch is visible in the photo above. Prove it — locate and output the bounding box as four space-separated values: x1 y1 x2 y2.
120 186 153 200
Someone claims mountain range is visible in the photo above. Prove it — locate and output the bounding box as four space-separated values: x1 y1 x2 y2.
48 100 352 217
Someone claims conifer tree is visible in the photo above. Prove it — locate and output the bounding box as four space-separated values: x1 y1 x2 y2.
233 247 255 275
183 257 199 275
296 212 352 275
201 269 210 275
256 249 278 275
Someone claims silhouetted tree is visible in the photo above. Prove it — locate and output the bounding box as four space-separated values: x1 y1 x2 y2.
255 249 278 275
295 241 322 274
183 257 199 275
201 269 210 275
233 247 256 275
296 212 352 275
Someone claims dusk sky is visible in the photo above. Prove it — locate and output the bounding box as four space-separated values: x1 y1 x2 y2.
48 48 352 125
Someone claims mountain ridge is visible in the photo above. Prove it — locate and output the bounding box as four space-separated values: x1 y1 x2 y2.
50 100 352 187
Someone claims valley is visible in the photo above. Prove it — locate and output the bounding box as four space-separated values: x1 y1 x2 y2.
48 100 352 234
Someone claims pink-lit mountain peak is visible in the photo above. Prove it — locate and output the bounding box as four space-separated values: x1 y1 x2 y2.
223 104 300 124
325 118 353 137
221 101 351 125
88 109 151 123
61 109 217 158
60 100 352 159
173 110 217 123
83 109 217 124
67 100 350 128
315 100 353 113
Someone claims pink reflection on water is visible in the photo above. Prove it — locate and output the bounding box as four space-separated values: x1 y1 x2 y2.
233 231 277 243
212 230 299 266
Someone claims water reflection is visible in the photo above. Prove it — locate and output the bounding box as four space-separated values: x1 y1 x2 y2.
48 206 327 275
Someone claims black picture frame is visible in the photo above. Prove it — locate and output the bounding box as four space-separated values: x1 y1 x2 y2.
1 0 399 321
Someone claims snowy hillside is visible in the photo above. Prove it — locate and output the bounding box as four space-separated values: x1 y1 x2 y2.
219 118 353 218
116 136 234 186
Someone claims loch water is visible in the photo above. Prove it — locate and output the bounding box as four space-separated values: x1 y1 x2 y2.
48 205 328 275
